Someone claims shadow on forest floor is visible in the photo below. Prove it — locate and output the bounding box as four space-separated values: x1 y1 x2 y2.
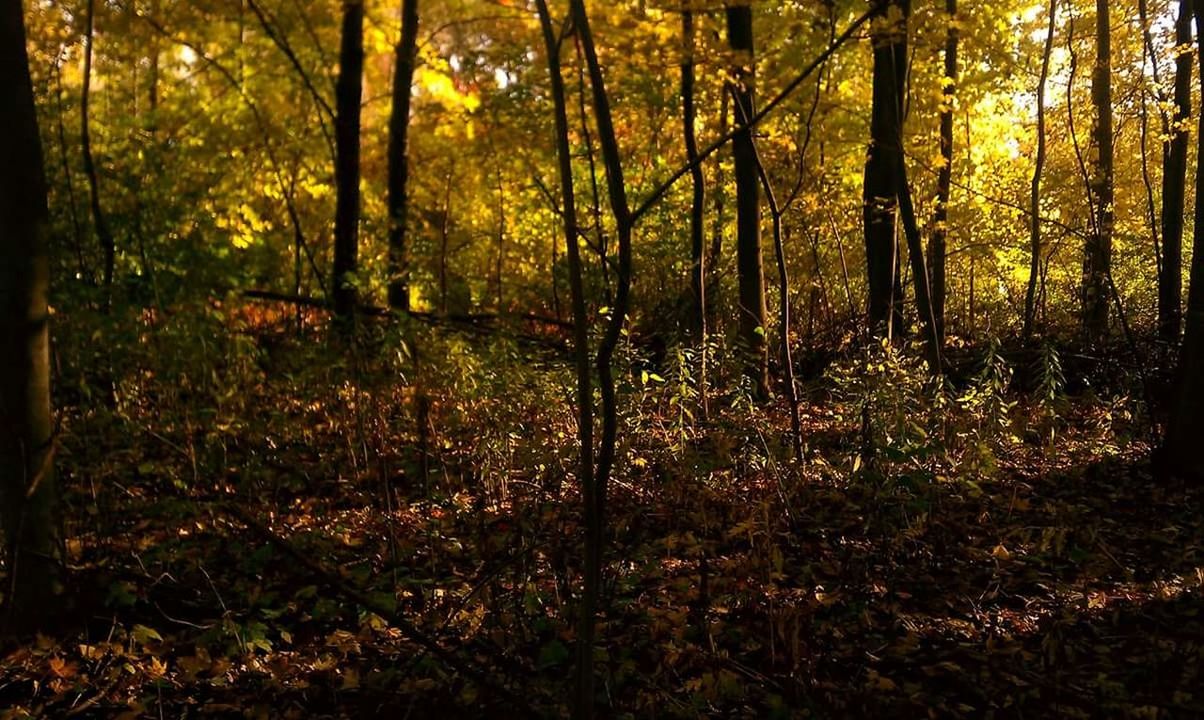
1 381 1201 719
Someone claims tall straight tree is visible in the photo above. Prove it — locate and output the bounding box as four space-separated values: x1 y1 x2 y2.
682 3 707 416
864 0 908 339
332 0 364 322
1 0 64 631
1082 0 1113 336
81 0 115 303
1024 0 1056 340
1164 0 1204 480
386 0 419 311
928 0 956 343
726 2 770 399
1160 0 1193 343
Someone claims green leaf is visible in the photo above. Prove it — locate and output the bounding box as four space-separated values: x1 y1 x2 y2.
132 624 163 645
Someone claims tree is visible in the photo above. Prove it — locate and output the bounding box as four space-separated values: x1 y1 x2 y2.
1081 0 1112 337
81 0 115 304
682 3 708 417
387 0 419 311
1160 0 1193 343
726 2 770 400
1 0 63 632
864 0 908 339
332 0 364 322
928 0 956 344
1164 0 1204 481
1024 0 1056 341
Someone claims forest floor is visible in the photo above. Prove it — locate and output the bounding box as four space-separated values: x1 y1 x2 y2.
1 319 1202 719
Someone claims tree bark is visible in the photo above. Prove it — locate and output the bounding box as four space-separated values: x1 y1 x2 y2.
726 3 770 399
1082 0 1113 337
387 0 419 310
81 0 115 306
1165 0 1204 481
682 5 708 417
1161 0 1193 343
928 0 956 344
332 0 364 323
1 0 64 632
864 0 908 339
1024 0 1056 341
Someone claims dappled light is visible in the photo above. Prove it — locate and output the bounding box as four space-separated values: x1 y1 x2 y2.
1 0 1204 718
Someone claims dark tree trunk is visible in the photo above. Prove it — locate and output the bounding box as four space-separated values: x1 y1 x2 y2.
682 6 708 418
1165 0 1204 481
387 0 419 310
81 0 115 306
1082 0 1113 337
1161 0 1193 343
1024 0 1056 341
568 2 634 716
332 0 364 323
0 0 64 633
726 4 770 399
928 0 956 344
864 0 908 339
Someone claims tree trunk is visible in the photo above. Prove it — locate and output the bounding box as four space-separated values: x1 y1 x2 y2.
0 0 64 633
1082 0 1113 337
568 3 636 716
928 0 956 344
682 6 708 418
1161 0 1193 343
81 0 115 306
332 0 364 323
387 0 419 310
1024 0 1056 341
726 4 770 399
1164 0 1204 481
864 0 908 339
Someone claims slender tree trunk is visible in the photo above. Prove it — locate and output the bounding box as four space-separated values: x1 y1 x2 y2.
1 0 64 633
864 0 908 339
1024 0 1056 341
895 149 943 373
332 0 364 323
1082 0 1113 337
682 6 708 418
568 2 634 715
387 0 419 310
928 0 955 344
1164 0 1204 481
734 88 802 458
535 3 595 668
707 92 728 331
726 4 770 399
1161 0 1193 343
53 61 87 281
81 0 115 306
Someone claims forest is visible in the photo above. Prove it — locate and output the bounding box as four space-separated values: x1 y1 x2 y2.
2 0 1204 716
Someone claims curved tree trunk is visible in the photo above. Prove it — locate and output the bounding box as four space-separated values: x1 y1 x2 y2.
568 2 635 715
726 4 770 400
332 0 364 323
0 0 63 633
387 0 419 310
